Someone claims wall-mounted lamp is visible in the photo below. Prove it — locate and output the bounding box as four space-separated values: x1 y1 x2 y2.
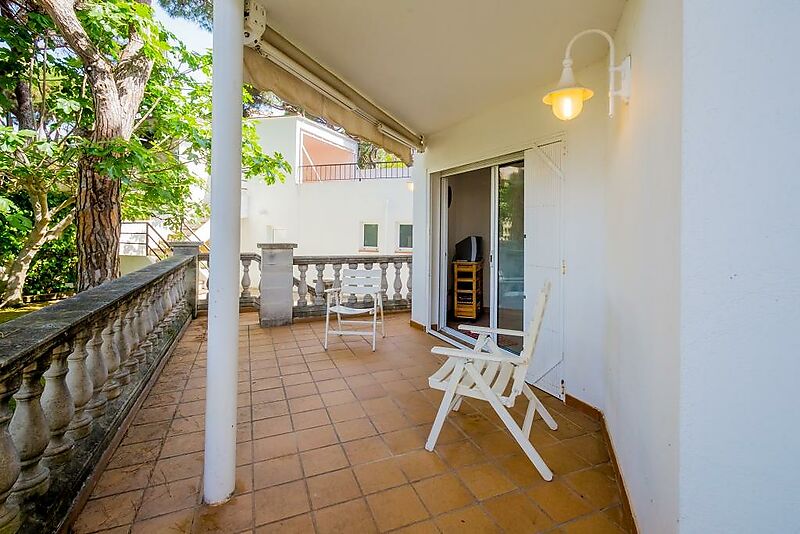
543 29 631 120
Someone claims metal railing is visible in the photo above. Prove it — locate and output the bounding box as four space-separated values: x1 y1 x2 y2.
119 221 172 260
0 255 196 533
299 162 410 182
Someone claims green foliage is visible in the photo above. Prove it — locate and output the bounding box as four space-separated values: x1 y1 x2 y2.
24 225 77 295
157 0 212 31
1 0 291 302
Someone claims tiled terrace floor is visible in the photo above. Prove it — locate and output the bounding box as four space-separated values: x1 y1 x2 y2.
73 312 632 533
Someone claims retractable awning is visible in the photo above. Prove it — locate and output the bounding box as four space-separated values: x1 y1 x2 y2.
243 8 423 165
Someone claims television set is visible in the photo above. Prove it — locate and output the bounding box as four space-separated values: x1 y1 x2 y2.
454 236 483 262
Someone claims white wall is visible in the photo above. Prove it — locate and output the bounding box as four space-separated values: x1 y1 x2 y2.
603 0 682 531
243 117 414 256
679 1 800 532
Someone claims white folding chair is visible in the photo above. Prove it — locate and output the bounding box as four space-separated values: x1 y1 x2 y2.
425 282 558 480
324 268 385 351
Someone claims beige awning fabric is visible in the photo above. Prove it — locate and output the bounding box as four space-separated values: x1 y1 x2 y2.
243 36 420 165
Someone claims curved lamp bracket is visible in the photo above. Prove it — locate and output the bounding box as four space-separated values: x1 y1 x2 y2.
563 29 631 118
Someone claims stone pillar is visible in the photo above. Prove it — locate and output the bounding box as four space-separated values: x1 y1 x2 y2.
258 243 297 327
170 241 201 318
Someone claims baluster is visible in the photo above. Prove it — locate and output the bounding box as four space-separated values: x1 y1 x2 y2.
241 257 252 298
347 262 358 306
66 329 93 440
122 299 140 376
332 263 342 291
363 262 374 306
9 359 50 501
314 263 325 306
134 294 152 365
0 377 21 532
407 262 412 302
103 310 122 399
42 342 75 465
379 262 389 302
297 264 309 306
393 261 403 301
85 321 108 419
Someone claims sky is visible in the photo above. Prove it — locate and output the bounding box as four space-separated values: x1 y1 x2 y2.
153 4 212 53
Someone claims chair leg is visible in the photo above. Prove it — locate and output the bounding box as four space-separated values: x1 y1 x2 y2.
466 365 553 481
450 395 463 412
523 384 558 431
324 305 330 350
426 360 464 452
371 305 377 351
380 299 385 338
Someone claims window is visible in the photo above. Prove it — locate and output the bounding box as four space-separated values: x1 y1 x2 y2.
398 224 413 250
362 223 379 249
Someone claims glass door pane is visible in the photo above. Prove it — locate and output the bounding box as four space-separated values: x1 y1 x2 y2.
496 162 525 353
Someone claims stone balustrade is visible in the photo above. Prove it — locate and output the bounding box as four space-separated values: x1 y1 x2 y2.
196 252 260 311
293 255 412 317
0 253 196 533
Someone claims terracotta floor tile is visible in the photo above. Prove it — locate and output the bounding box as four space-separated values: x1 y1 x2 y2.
366 485 429 531
314 498 378 534
562 433 611 465
483 491 553 533
291 408 331 431
371 410 414 434
107 439 161 469
73 490 144 533
252 400 289 420
161 431 204 458
395 450 449 482
252 415 293 440
251 387 286 405
538 443 592 476
353 458 407 494
152 452 204 484
253 433 298 461
561 512 626 534
333 417 377 442
306 468 362 509
497 453 552 487
392 520 440 534
327 401 366 423
527 480 592 523
413 473 475 515
254 454 304 489
320 389 358 407
93 462 154 498
342 436 392 465
131 508 194 533
300 444 349 476
285 382 318 399
383 427 427 454
137 477 201 520
565 466 620 509
457 463 516 500
123 421 170 445
435 505 500 534
169 414 205 436
254 480 310 525
288 394 325 413
315 377 349 393
437 440 487 469
134 404 177 425
282 372 313 386
255 513 315 534
195 493 253 533
295 424 339 452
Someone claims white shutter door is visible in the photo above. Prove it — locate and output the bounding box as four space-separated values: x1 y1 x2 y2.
523 141 565 399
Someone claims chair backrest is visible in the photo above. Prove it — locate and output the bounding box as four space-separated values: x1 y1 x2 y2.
509 281 551 396
340 268 383 296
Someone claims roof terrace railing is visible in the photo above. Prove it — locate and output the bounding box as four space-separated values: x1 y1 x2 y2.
0 252 198 533
299 161 411 182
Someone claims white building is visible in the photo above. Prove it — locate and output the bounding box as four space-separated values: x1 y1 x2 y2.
241 115 414 256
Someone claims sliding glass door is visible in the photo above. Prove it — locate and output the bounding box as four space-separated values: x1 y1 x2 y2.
495 162 525 353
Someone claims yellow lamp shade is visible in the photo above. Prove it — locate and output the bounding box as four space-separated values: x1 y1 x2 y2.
543 86 594 121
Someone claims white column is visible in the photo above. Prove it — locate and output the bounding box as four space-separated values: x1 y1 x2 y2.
203 0 242 505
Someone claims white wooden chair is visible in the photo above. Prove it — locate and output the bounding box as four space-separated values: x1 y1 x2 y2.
425 282 558 480
324 268 385 351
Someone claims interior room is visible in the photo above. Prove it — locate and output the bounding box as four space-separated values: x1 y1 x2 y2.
444 168 492 337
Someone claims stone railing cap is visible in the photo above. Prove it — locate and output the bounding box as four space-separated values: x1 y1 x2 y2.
170 241 204 246
258 243 298 249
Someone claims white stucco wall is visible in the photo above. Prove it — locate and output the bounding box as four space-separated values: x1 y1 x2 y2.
243 117 414 256
679 2 800 532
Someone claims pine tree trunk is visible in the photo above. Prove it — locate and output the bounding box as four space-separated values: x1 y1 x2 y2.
75 156 121 291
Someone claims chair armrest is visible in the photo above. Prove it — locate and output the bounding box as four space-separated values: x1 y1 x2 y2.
431 346 521 364
324 287 342 293
458 324 525 338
